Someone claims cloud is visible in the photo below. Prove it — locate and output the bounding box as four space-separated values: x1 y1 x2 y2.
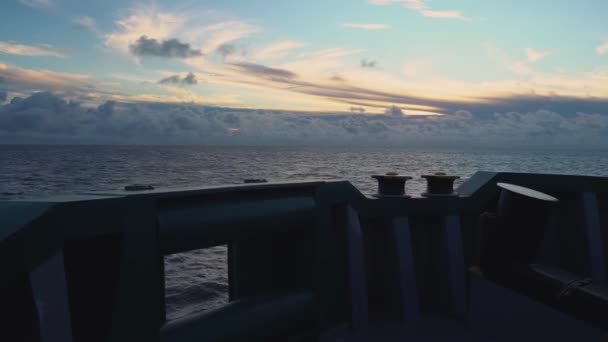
253 41 307 61
342 23 391 30
385 105 404 116
299 48 365 59
485 42 534 75
184 20 259 55
0 91 6 102
419 10 466 19
525 48 554 62
369 0 469 20
72 16 98 33
105 6 258 62
369 0 423 7
330 74 346 82
0 41 65 57
158 75 182 84
3 92 608 147
230 62 297 82
129 36 203 58
0 62 118 101
402 57 436 78
361 59 377 68
19 0 52 9
104 6 195 56
597 41 608 55
159 72 198 85
350 106 366 113
215 43 236 59
183 72 197 85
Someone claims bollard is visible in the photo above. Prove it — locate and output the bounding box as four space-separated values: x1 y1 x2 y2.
421 173 460 197
371 172 413 198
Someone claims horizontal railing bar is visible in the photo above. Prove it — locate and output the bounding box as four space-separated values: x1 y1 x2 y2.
82 180 328 198
160 291 317 342
358 197 473 218
159 196 316 255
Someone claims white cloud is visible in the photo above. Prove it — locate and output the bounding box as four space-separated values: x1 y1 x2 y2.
104 6 258 62
484 42 534 75
0 41 65 57
368 0 468 20
342 23 391 30
525 48 554 62
369 0 424 9
402 57 435 77
104 6 186 55
298 48 365 59
508 61 534 75
597 41 608 55
186 20 259 54
72 16 99 33
19 0 52 9
419 10 466 20
0 62 117 101
253 41 307 61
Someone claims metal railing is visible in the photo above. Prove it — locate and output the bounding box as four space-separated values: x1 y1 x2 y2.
1 172 607 341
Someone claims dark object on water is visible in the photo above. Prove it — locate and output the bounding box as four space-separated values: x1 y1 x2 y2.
124 184 154 191
371 172 412 198
244 179 268 184
421 172 460 197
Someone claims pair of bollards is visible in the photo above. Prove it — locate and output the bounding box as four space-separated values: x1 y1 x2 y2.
371 172 460 198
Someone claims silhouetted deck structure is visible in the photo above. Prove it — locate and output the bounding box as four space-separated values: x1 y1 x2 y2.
1 172 607 341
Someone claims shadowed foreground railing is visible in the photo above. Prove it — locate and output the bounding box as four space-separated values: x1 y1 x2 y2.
1 172 608 341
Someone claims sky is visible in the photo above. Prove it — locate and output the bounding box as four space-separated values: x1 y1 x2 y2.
1 0 608 146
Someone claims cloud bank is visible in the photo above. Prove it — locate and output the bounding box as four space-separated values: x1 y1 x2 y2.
1 92 608 148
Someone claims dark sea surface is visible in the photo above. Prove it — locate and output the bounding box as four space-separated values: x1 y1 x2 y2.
2 145 608 319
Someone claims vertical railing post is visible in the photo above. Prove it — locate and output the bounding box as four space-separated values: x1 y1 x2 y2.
391 216 419 323
582 192 607 286
108 197 164 342
444 215 467 316
29 251 73 342
342 204 369 332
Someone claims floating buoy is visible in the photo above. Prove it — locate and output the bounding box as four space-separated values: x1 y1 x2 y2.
244 179 268 184
124 184 154 191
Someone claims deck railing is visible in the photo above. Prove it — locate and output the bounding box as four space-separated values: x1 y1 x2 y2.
1 172 607 341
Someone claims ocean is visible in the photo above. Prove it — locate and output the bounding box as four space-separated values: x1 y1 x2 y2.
2 144 608 319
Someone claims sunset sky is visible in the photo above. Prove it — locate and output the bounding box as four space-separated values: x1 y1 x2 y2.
1 0 608 146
